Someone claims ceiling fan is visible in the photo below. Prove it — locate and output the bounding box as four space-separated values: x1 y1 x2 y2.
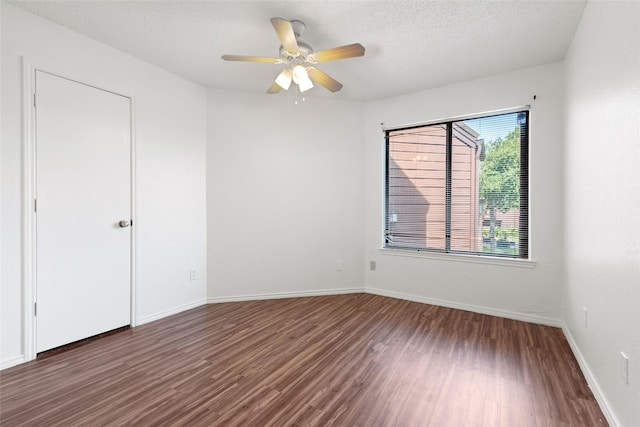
222 18 365 94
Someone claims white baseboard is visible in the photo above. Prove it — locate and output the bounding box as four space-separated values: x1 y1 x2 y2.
1 356 26 371
207 287 364 304
365 287 563 327
562 325 619 427
137 298 207 325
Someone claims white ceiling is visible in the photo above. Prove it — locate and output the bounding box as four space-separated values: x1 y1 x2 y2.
9 0 586 101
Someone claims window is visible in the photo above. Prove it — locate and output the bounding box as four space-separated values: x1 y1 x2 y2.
384 110 529 259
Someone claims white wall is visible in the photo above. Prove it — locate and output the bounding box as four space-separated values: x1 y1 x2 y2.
363 63 565 324
564 2 640 426
3 3 637 423
206 89 364 300
1 3 208 367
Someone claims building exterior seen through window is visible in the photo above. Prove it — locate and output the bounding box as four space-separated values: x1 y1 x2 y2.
384 111 529 259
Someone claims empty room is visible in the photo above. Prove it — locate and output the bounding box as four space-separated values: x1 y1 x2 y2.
1 1 638 426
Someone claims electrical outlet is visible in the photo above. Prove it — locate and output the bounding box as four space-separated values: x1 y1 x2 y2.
620 352 629 385
370 261 376 271
335 260 344 272
189 269 197 281
583 306 588 328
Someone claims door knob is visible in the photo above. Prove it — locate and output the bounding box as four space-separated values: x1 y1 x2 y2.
118 220 131 228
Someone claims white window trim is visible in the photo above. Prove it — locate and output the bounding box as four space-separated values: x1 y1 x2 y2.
379 247 536 269
382 105 530 132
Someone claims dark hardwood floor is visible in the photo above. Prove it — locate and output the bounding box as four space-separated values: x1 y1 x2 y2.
0 293 607 426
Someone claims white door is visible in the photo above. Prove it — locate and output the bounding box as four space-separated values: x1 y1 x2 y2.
35 71 131 353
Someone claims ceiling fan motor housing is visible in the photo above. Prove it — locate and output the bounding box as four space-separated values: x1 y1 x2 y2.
279 41 314 63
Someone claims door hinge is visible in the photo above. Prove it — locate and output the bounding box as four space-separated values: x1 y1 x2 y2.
34 302 37 316
34 199 37 213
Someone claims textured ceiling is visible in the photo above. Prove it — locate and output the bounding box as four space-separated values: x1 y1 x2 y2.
9 1 586 101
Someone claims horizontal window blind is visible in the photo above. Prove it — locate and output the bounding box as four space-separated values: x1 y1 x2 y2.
385 111 529 258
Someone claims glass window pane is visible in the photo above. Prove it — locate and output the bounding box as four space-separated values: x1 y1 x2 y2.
387 124 446 250
459 113 523 257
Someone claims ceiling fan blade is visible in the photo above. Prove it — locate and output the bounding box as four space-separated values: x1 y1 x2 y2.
307 67 343 93
266 81 282 94
310 43 365 63
271 18 299 54
221 55 281 63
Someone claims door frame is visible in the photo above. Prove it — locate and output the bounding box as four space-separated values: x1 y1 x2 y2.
22 59 138 362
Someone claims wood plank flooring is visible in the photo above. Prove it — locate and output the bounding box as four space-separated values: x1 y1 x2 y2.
0 294 607 426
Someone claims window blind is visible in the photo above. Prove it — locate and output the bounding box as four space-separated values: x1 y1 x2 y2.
385 111 529 258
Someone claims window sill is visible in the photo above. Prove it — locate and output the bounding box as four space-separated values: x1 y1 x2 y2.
379 248 536 269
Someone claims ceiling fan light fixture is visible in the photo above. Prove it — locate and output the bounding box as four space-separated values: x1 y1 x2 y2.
291 64 309 84
291 64 313 92
275 68 292 90
297 75 314 92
